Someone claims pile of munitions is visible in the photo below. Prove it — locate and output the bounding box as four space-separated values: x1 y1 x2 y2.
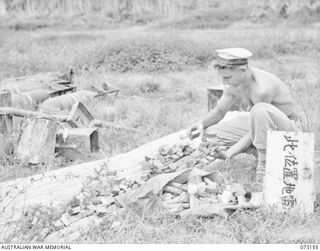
49 142 200 232
37 140 257 242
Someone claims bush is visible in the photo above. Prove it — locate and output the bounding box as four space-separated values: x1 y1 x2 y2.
77 37 216 73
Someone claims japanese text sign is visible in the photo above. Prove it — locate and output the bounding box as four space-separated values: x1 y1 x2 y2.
265 131 315 214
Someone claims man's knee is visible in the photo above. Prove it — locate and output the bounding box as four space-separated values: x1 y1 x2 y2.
249 103 276 122
250 103 273 116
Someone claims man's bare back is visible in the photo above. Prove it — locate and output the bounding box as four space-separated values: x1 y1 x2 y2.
225 67 297 119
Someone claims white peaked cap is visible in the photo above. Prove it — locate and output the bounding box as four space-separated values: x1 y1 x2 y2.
215 48 253 60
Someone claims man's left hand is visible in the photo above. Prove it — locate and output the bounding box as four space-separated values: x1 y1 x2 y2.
212 146 230 160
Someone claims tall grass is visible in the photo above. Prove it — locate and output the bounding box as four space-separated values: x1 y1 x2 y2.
1 0 319 27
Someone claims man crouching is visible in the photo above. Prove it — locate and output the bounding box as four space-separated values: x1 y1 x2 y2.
187 48 301 192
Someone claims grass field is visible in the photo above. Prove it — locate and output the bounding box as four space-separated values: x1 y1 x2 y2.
0 0 320 244
78 206 320 243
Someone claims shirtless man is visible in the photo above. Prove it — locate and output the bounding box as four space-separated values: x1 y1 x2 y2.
187 48 301 191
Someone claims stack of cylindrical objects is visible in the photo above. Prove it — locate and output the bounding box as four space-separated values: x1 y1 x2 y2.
162 182 189 213
161 174 251 214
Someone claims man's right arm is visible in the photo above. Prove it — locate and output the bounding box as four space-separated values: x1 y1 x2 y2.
187 87 236 140
202 91 236 129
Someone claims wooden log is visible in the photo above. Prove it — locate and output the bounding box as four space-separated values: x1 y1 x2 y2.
16 118 58 164
0 104 136 136
0 107 69 122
